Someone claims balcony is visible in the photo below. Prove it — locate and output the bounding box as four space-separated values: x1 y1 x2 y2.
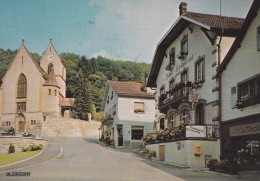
158 82 192 112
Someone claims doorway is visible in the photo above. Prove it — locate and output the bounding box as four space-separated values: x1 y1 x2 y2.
117 125 123 146
16 115 26 133
159 145 165 161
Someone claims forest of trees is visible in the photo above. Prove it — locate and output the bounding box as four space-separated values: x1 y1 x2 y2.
0 48 151 114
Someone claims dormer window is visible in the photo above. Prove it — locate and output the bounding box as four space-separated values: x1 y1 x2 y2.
181 35 188 55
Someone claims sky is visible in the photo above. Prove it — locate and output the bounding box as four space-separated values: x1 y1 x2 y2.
0 0 254 63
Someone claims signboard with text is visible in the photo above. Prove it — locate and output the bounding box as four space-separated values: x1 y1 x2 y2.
186 125 206 138
230 122 260 137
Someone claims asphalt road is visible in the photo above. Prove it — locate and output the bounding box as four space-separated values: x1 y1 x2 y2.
0 137 257 181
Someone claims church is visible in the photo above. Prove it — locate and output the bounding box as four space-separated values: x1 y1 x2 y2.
0 40 74 135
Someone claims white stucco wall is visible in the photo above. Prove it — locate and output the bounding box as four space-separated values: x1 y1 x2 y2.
221 8 260 122
146 140 220 168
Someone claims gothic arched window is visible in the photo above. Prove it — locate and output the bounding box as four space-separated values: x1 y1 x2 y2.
48 63 54 75
17 74 27 98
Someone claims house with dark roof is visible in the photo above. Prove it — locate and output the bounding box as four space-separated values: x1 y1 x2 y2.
216 0 260 169
145 2 244 167
0 40 74 135
102 80 155 148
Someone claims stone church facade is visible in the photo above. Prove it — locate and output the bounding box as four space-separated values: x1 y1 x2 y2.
0 40 74 135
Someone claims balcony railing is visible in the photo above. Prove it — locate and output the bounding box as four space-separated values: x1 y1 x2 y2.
158 82 192 110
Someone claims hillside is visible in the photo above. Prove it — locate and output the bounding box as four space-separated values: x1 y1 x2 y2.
0 48 151 111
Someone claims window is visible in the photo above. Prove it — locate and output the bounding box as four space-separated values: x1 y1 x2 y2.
169 48 175 65
181 109 188 124
110 91 113 100
131 126 144 140
195 58 205 83
107 96 109 104
169 78 175 88
160 86 165 94
195 104 204 125
5 121 11 126
48 63 54 75
17 74 27 98
54 90 57 96
48 89 51 95
17 102 26 112
134 102 144 113
160 118 165 130
237 75 260 108
181 70 188 83
31 120 36 125
181 35 188 55
257 26 260 51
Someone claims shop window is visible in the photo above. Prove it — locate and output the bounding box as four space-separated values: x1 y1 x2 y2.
257 26 260 51
195 58 205 83
237 74 260 108
131 126 144 140
160 118 165 130
31 120 36 125
5 121 11 126
17 102 26 112
181 70 188 83
134 102 144 113
181 35 188 55
195 104 204 125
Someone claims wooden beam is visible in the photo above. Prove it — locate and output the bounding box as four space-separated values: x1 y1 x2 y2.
187 24 193 33
201 28 215 45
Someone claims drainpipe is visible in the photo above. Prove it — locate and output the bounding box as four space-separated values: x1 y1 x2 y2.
217 29 223 159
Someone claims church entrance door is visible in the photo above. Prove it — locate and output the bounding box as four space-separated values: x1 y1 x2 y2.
16 115 26 133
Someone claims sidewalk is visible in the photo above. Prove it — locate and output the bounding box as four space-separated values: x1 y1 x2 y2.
0 143 61 173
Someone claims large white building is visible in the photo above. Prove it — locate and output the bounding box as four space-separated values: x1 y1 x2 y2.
217 0 260 170
102 80 155 148
145 2 244 167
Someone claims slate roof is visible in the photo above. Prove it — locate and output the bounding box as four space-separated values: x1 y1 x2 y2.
59 98 75 107
107 80 154 98
146 11 245 87
217 0 260 75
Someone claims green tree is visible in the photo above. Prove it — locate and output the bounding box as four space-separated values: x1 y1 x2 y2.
72 69 92 120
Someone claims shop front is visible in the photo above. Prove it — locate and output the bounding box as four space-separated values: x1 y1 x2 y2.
222 114 260 170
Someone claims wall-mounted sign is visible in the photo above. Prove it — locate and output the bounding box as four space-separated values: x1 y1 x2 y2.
194 146 202 155
186 125 206 138
189 94 200 102
230 122 260 137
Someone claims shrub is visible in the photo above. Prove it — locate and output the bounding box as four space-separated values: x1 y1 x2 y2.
21 146 26 152
8 143 15 153
22 144 44 152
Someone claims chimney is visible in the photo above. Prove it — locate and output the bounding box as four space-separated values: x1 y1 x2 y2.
179 2 187 16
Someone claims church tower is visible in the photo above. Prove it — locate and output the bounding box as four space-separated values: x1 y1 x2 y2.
40 39 66 97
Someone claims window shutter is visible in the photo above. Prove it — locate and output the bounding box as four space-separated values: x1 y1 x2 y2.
231 86 237 108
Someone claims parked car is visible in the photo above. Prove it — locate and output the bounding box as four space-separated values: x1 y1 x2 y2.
22 131 32 137
0 129 7 136
0 127 15 136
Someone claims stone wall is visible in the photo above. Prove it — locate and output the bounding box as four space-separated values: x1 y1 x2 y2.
0 137 48 154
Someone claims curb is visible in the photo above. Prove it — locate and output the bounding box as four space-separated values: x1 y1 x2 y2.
0 144 63 174
0 142 48 168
